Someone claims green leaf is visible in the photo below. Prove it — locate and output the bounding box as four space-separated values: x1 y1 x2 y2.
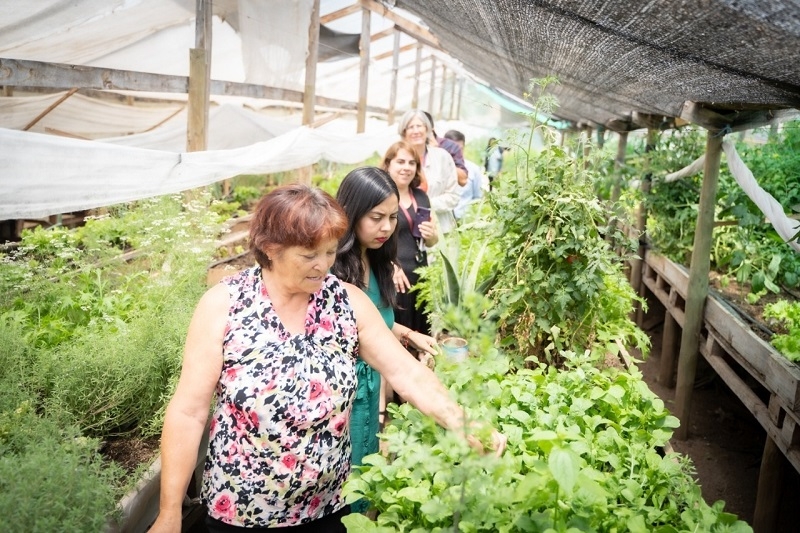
548 446 579 494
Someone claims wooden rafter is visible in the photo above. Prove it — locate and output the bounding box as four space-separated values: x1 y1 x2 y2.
320 3 360 24
680 101 799 133
0 58 389 115
359 0 440 50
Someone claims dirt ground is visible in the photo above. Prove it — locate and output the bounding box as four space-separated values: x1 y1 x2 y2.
636 290 800 532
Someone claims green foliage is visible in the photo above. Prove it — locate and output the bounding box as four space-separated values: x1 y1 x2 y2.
0 397 124 532
0 193 223 526
489 140 643 362
344 351 749 532
640 122 800 300
763 300 800 362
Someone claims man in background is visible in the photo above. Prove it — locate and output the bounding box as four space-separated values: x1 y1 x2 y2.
444 129 485 220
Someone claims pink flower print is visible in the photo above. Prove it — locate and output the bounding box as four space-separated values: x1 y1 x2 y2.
308 495 322 514
309 380 327 401
319 316 334 332
213 491 236 520
330 413 347 436
281 453 298 471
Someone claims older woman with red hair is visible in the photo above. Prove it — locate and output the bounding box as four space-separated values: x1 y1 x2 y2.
149 184 505 533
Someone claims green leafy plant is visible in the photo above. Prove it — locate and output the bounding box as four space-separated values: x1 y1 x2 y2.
343 351 750 532
763 300 800 362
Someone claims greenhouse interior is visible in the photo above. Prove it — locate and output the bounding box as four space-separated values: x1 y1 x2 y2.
1 1 799 532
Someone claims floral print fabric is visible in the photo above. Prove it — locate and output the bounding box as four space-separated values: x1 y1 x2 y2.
202 266 359 527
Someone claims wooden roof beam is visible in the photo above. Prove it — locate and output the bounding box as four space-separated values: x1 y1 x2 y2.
0 58 389 115
680 101 799 133
320 4 361 24
359 0 440 50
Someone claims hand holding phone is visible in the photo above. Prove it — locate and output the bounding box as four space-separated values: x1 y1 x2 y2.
412 207 431 238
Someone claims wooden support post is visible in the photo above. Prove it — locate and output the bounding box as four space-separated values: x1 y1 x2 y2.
187 48 209 153
610 131 628 203
630 128 658 324
427 56 437 113
387 29 401 125
438 65 447 120
673 130 723 440
630 128 657 325
658 290 680 387
454 77 463 120
302 0 320 126
753 435 786 533
448 74 456 119
356 7 370 133
412 44 422 110
582 126 592 169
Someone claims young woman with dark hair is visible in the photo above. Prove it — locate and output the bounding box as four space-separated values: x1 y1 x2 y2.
332 168 439 514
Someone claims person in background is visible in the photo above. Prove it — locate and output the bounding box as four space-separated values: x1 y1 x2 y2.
398 109 460 237
484 137 505 190
148 184 504 533
380 141 440 335
331 167 438 514
443 129 485 220
422 110 468 187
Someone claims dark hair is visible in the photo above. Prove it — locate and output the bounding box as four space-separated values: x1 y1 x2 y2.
381 140 423 189
332 167 399 308
443 129 465 143
249 184 348 269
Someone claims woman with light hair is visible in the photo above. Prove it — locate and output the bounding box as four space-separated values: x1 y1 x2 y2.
397 110 460 236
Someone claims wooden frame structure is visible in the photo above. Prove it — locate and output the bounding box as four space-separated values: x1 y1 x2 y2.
641 250 800 532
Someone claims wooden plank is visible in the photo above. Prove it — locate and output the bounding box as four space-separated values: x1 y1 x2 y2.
320 3 361 24
680 101 799 134
356 7 370 133
23 88 78 130
704 295 800 415
0 58 389 115
674 130 723 440
302 0 321 126
753 436 786 533
186 48 208 152
699 343 800 473
373 42 416 62
359 0 440 50
387 29 401 125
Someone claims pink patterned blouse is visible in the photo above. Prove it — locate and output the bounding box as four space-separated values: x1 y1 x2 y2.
201 266 359 527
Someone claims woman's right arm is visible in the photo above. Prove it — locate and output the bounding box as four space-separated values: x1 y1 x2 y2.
149 284 228 532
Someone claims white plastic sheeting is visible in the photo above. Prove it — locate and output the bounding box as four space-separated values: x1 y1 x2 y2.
0 124 399 220
721 140 800 254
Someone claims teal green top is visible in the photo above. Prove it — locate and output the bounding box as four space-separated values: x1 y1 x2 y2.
350 266 394 513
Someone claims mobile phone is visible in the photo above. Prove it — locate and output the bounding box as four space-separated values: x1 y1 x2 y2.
412 207 431 238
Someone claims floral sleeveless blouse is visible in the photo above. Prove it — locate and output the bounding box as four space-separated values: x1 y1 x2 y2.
202 266 359 527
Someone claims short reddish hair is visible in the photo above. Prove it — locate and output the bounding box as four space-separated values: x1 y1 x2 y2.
249 184 348 269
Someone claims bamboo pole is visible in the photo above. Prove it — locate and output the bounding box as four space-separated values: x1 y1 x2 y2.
609 131 628 203
356 7 371 133
387 29 401 125
673 130 723 440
